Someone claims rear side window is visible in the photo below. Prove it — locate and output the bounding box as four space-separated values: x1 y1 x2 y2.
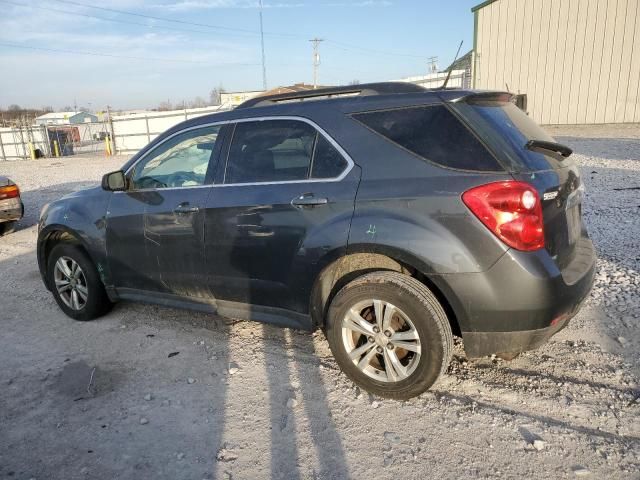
311 134 348 178
224 119 349 184
353 105 502 171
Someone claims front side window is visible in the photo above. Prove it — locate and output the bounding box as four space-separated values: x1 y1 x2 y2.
130 125 221 190
224 119 348 184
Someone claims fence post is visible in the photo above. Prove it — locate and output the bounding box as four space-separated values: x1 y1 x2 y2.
107 106 117 155
145 116 151 143
0 131 5 161
43 126 52 157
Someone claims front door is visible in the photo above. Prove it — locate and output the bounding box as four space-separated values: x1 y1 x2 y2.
203 118 360 313
106 124 223 297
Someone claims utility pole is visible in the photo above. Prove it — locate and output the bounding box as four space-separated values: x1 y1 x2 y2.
427 56 438 74
309 38 323 89
259 0 267 91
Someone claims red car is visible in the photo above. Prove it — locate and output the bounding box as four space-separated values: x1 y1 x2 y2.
0 176 24 236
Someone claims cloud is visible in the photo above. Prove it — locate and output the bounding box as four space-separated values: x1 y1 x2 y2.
152 0 391 10
325 1 392 5
152 0 304 11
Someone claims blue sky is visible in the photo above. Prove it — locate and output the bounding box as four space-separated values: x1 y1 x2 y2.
0 0 479 110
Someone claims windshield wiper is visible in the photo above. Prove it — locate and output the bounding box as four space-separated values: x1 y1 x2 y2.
525 140 572 159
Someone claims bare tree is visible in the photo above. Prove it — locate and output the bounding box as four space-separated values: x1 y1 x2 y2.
7 104 21 111
348 79 360 85
157 101 173 111
209 85 226 106
190 96 207 108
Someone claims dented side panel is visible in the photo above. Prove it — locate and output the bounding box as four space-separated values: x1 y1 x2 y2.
37 187 112 286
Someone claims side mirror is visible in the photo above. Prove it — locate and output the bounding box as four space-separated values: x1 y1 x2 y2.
101 170 127 191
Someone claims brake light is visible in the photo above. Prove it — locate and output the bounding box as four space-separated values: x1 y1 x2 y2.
0 184 19 200
462 181 545 251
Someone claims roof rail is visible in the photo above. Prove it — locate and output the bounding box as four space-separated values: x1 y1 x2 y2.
236 82 426 109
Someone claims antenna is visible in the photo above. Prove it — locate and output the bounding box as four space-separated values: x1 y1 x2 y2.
259 0 267 90
309 38 324 89
441 40 464 90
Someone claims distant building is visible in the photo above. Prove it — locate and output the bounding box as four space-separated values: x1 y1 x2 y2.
35 111 98 126
395 70 467 89
220 90 266 107
220 84 329 107
260 83 324 96
472 0 640 124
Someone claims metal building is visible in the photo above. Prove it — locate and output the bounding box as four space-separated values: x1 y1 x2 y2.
35 111 98 126
472 0 640 125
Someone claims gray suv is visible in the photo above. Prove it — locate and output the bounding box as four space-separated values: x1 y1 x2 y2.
37 83 595 399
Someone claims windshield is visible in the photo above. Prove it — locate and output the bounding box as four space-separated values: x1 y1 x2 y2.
453 101 572 172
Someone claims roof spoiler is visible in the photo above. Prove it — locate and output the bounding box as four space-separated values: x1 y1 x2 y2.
450 91 514 104
236 82 426 109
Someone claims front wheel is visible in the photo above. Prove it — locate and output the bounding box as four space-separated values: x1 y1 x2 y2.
325 271 453 400
46 243 113 321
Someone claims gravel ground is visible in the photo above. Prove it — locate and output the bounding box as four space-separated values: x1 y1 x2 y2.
0 126 639 480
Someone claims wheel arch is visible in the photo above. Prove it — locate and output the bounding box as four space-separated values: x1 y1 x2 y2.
38 225 99 290
310 248 463 337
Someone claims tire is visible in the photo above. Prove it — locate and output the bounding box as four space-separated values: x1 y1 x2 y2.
325 271 453 400
46 243 113 321
0 221 16 236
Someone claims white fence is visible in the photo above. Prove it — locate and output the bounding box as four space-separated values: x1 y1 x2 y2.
396 69 470 89
111 105 231 154
0 125 50 160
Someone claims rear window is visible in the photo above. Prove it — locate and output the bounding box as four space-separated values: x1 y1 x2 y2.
352 105 502 171
452 101 570 172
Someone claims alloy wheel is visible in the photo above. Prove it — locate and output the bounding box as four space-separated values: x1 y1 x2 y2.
341 299 421 382
53 256 88 311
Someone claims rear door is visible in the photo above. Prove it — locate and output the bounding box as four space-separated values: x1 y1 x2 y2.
453 99 585 271
203 118 360 313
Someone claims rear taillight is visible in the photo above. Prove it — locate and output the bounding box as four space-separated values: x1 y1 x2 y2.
462 181 545 251
0 184 20 200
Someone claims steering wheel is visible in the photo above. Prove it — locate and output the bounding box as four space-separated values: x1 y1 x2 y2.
166 171 201 187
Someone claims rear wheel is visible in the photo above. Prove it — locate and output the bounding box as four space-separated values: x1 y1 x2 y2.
325 271 453 399
0 221 17 236
47 243 112 321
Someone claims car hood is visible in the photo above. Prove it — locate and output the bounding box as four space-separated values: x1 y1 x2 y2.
40 185 111 225
60 185 104 200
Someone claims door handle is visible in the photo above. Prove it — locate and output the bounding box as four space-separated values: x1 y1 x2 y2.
173 203 200 214
291 194 329 208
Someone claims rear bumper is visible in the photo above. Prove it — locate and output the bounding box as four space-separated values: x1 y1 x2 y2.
462 300 579 358
434 236 596 358
0 197 23 223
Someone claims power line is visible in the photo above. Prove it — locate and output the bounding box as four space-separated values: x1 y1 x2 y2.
0 0 254 38
29 0 428 60
3 1 430 62
324 40 426 59
0 41 262 66
49 0 302 38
